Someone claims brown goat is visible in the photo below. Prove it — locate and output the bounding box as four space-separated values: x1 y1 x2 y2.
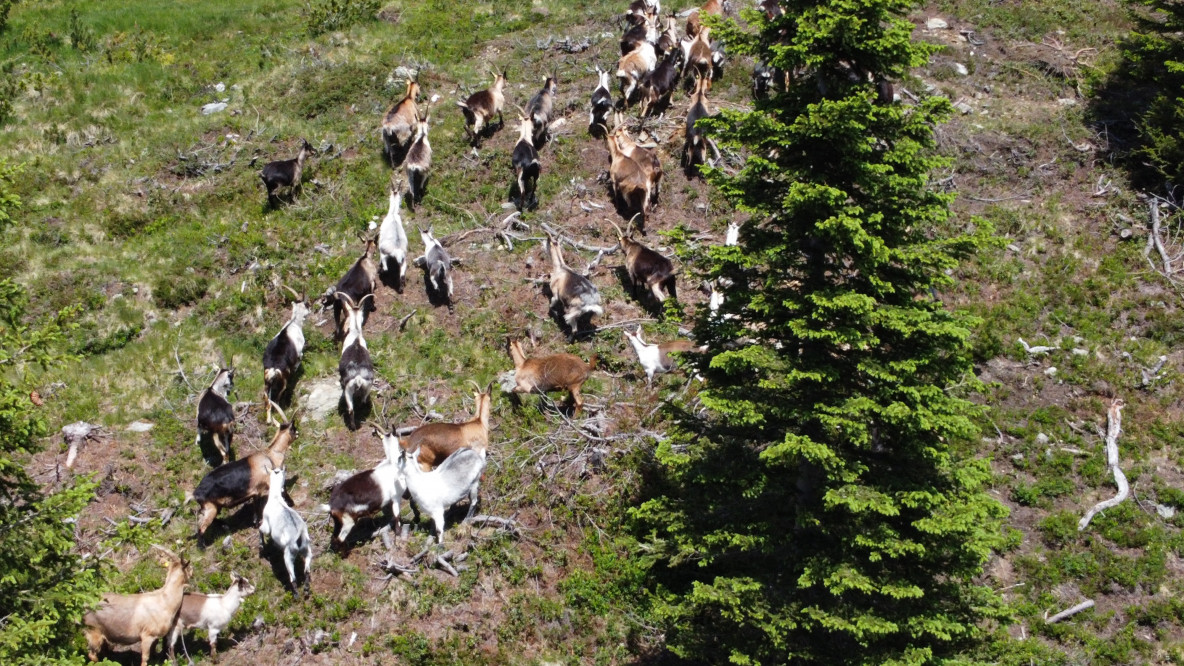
606 125 654 226
609 219 676 303
191 421 298 545
457 71 507 144
617 41 657 106
400 383 493 472
83 546 190 666
686 0 724 38
682 26 714 88
504 338 596 414
382 78 421 166
612 124 663 209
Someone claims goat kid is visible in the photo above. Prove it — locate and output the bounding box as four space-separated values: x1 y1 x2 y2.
166 574 255 663
83 546 189 666
382 77 421 167
378 188 409 293
322 237 378 340
263 291 309 426
623 326 706 386
400 382 492 472
398 444 486 544
525 76 557 147
191 420 298 546
503 338 595 414
196 366 235 464
405 94 439 206
589 67 614 137
417 227 454 310
260 139 313 205
329 428 407 549
511 114 541 211
260 467 313 595
545 234 603 337
609 219 676 303
457 71 507 144
338 293 375 426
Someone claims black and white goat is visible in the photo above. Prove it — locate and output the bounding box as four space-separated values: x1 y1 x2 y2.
338 294 374 428
322 238 378 341
589 67 614 137
526 76 557 147
328 428 406 550
511 114 541 211
263 291 310 426
260 139 313 206
417 228 454 310
639 46 682 116
405 94 439 206
378 189 409 293
398 443 486 544
260 467 312 595
545 234 603 337
166 574 256 663
196 367 235 464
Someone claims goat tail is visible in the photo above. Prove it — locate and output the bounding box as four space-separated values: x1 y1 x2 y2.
581 303 605 317
587 354 599 371
455 100 469 109
184 489 195 505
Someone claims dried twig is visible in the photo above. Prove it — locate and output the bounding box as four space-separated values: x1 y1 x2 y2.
1078 399 1128 530
1149 200 1174 278
1045 599 1095 624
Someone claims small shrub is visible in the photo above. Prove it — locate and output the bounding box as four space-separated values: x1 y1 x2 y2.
305 0 380 37
68 8 96 52
0 0 16 34
152 271 209 309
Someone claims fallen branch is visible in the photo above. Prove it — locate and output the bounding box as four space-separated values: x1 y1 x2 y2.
467 514 525 537
1078 398 1127 531
1045 599 1095 624
1149 200 1173 278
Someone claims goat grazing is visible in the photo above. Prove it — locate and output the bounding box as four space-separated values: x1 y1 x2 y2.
382 77 421 167
503 338 596 414
545 234 603 337
166 574 255 663
83 546 189 666
526 76 558 147
609 219 676 303
623 326 706 386
417 227 454 310
405 94 439 205
457 71 507 144
263 290 309 426
400 382 492 472
617 41 657 106
398 444 486 544
589 67 614 137
338 293 374 427
191 420 298 546
329 427 407 549
322 237 378 340
683 76 718 176
377 189 409 293
196 366 235 464
511 114 541 211
260 467 313 595
260 139 313 206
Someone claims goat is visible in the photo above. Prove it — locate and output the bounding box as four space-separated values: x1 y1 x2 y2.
683 76 718 176
725 221 739 246
83 546 189 666
191 420 298 546
623 326 706 386
606 126 653 225
526 75 558 147
166 574 255 663
377 188 409 293
589 67 614 137
405 94 439 205
620 13 658 57
511 114 541 211
617 41 657 107
457 71 507 144
321 237 378 341
639 44 682 116
625 0 661 25
338 293 374 427
260 467 312 595
759 0 784 19
681 26 714 89
400 382 492 472
686 0 724 38
417 227 454 310
545 234 603 337
612 122 663 211
503 338 596 415
752 60 782 99
398 444 486 544
196 366 235 464
263 290 309 426
656 14 679 57
260 139 313 206
609 219 676 303
329 428 406 549
382 77 421 167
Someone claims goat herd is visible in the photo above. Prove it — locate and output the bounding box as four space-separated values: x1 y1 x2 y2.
78 0 786 662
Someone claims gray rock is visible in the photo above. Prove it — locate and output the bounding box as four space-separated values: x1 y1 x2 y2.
927 17 949 30
953 63 968 76
126 421 155 432
302 379 342 421
953 101 973 114
201 102 228 115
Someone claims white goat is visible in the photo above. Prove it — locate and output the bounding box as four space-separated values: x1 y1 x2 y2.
398 443 486 544
259 467 312 595
167 574 256 662
623 326 706 386
378 189 409 294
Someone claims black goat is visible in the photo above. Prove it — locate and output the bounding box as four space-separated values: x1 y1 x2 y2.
321 238 378 341
260 139 313 206
263 292 309 426
511 115 541 211
589 67 614 137
196 367 235 464
639 47 682 116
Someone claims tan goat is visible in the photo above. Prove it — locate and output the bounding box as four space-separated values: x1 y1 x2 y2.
83 546 190 666
400 383 493 472
382 78 421 166
503 338 596 414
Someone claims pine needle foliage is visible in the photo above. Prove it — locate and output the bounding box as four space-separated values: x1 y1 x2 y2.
631 2 1009 664
1117 0 1184 187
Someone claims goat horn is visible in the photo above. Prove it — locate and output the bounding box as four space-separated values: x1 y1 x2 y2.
467 379 482 394
335 291 359 308
357 293 376 309
281 284 301 301
607 218 624 239
268 399 288 424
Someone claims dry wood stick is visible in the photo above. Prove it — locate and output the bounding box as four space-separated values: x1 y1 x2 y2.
1078 398 1128 530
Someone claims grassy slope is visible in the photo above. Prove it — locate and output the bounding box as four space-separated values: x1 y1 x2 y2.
5 0 1184 664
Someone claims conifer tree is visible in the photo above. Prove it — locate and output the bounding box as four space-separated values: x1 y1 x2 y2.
632 2 1008 663
1117 0 1184 186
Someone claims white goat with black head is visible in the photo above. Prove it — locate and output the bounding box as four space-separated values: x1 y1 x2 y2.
417 228 454 311
196 366 235 464
589 67 614 137
263 288 309 426
378 188 409 293
338 293 374 428
260 467 312 595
